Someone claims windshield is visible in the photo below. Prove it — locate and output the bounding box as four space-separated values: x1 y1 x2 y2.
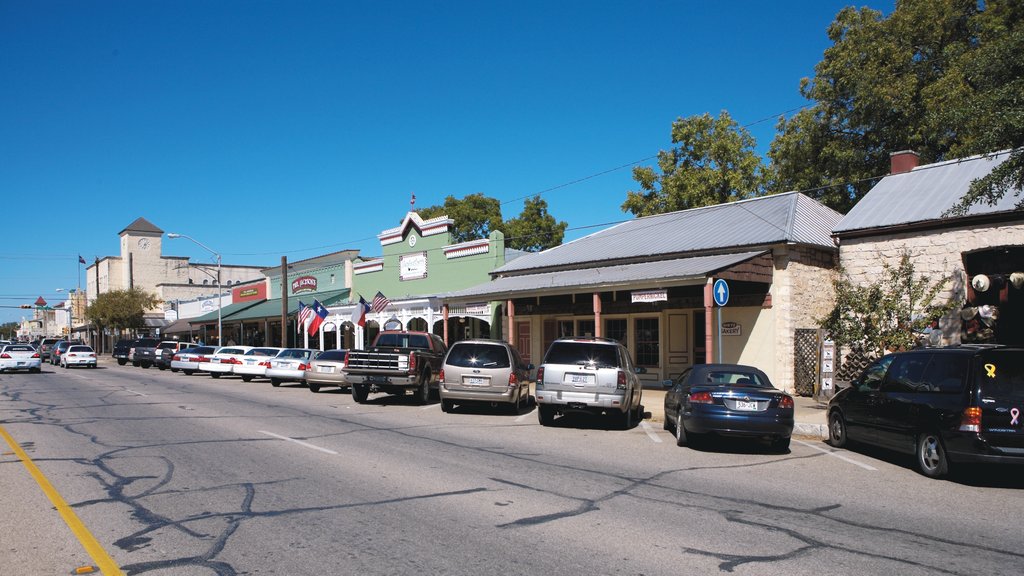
543 342 619 368
315 350 347 361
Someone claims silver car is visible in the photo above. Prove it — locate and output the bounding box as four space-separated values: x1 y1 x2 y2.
61 345 97 368
304 349 349 393
170 346 219 376
234 347 284 382
535 338 645 428
439 339 532 413
265 348 317 387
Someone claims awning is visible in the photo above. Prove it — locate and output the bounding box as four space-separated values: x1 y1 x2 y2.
443 251 770 302
187 300 267 325
222 289 351 323
164 318 197 334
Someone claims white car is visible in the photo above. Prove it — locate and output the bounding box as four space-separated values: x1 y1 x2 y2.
234 347 283 382
0 344 42 373
199 346 254 378
61 345 97 368
170 346 220 376
265 348 317 387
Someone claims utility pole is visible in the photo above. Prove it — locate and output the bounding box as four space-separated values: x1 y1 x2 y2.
280 256 288 348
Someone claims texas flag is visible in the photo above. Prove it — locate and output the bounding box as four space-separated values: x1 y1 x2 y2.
307 299 329 336
350 296 371 328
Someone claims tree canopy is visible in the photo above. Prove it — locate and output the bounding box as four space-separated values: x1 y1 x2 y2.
622 111 769 217
84 288 162 335
417 193 567 252
503 196 568 252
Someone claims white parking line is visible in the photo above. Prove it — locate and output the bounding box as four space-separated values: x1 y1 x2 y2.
639 421 663 443
258 430 338 455
421 404 436 410
515 410 534 424
794 439 877 471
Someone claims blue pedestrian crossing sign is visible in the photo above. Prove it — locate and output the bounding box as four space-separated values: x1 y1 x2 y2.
713 278 729 307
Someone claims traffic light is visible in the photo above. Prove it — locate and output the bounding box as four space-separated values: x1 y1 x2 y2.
19 304 32 309
62 326 70 336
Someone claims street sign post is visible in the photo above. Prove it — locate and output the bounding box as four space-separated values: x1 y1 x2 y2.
713 279 729 363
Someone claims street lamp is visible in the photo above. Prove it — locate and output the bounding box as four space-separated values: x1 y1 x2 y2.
56 288 74 338
167 233 222 346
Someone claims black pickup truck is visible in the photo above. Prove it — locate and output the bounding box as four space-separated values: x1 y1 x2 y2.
128 337 161 367
343 331 447 404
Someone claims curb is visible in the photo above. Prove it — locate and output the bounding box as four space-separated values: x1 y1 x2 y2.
794 422 828 439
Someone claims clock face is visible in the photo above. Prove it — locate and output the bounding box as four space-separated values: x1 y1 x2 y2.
408 235 417 247
137 238 151 250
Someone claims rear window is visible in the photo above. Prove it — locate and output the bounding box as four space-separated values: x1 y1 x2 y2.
543 342 620 368
446 343 511 369
5 345 34 352
978 351 1024 401
702 370 772 388
218 348 246 355
374 333 431 349
158 342 181 350
315 350 347 361
192 346 216 355
246 348 280 356
133 339 160 347
279 349 312 360
68 346 92 352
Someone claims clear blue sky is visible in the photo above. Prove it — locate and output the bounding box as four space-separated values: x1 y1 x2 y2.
1 0 892 325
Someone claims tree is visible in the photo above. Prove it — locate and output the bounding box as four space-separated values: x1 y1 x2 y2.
417 193 504 244
0 321 18 339
84 288 161 337
768 0 1023 213
819 251 957 358
503 196 568 252
622 111 769 217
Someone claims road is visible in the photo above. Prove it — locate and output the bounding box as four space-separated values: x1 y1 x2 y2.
2 362 1022 576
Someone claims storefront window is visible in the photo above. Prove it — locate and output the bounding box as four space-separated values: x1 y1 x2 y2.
577 319 595 338
635 317 660 366
557 320 574 338
605 318 627 344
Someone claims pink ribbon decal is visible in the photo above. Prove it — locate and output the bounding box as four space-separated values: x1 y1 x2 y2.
1011 408 1020 426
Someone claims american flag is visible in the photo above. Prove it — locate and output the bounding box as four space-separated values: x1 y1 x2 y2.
297 301 311 333
370 291 390 313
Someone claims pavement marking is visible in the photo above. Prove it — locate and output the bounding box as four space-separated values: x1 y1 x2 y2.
514 410 535 424
258 430 338 455
794 439 877 471
639 421 663 443
420 404 436 410
0 424 124 576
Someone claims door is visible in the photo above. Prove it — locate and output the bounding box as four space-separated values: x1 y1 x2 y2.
841 355 893 441
516 320 532 368
665 312 691 381
876 353 932 451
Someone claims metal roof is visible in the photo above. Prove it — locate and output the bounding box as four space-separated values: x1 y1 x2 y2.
445 251 767 302
217 289 351 323
118 217 163 236
834 151 1022 234
495 192 840 274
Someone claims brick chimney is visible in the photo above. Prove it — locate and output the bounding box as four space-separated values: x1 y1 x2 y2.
890 150 920 174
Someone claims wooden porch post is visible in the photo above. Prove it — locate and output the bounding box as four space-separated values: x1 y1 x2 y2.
593 293 602 337
704 278 714 364
442 303 449 345
507 299 515 343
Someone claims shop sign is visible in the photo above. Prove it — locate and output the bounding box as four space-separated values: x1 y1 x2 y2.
292 275 317 293
399 252 428 281
721 321 742 336
465 303 490 315
631 289 667 303
164 309 178 322
201 299 214 311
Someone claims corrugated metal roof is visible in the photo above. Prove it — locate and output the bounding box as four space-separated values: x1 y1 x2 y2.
496 192 840 274
835 151 1021 234
445 251 766 302
222 289 351 322
118 217 163 235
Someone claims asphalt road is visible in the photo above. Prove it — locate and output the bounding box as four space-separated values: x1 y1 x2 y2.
2 362 1022 576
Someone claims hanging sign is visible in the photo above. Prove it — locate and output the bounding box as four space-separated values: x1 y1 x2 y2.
632 289 667 303
721 321 742 336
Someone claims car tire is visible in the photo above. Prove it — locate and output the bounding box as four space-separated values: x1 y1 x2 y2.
352 383 369 403
828 411 848 448
416 371 430 405
674 413 688 447
270 378 281 387
771 436 791 453
184 370 194 376
171 368 179 373
916 432 949 478
212 373 222 379
241 375 252 382
117 359 127 366
132 361 140 367
308 382 320 393
31 367 40 373
158 365 166 371
141 362 151 369
538 405 555 426
441 399 455 413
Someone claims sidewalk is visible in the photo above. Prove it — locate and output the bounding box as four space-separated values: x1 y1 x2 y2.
640 387 829 439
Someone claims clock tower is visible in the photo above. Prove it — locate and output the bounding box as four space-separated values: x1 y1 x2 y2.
118 217 163 261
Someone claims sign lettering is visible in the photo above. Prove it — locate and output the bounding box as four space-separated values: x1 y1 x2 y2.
631 289 667 303
292 275 318 293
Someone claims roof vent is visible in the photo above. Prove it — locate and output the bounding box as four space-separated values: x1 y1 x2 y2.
890 150 920 174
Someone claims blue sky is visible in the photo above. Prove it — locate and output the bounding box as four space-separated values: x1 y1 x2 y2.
0 0 893 325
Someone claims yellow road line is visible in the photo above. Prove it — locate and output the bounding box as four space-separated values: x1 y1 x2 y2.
0 424 124 576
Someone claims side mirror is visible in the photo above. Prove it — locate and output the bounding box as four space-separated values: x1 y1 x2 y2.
662 379 674 389
526 363 535 371
635 366 647 374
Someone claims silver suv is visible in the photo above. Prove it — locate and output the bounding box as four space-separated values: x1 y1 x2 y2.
439 339 533 413
535 338 645 428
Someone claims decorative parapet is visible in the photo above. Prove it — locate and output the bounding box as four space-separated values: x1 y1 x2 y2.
444 238 490 259
378 212 453 246
353 258 384 275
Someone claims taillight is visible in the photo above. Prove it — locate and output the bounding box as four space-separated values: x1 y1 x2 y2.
689 391 714 404
616 370 627 390
0 353 10 359
409 354 417 373
259 360 271 368
508 372 518 387
343 351 350 364
223 357 241 365
778 396 794 409
298 363 310 371
438 368 445 382
959 407 982 432
173 355 181 361
536 366 545 385
31 352 40 358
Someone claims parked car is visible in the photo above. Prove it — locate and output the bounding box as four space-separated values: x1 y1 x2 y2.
170 346 219 376
0 343 42 373
663 363 794 452
535 338 645 428
112 339 132 365
438 339 532 413
265 348 317 387
200 346 254 378
50 340 84 365
60 345 97 368
154 341 193 370
827 345 1024 478
128 338 161 367
304 349 349 393
234 347 283 382
38 337 61 362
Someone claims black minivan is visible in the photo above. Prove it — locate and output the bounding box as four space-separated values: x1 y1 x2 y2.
828 345 1024 478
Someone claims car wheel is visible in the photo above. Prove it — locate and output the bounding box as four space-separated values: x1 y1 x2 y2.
270 378 281 387
352 383 369 403
141 362 151 369
441 399 455 413
675 413 688 447
538 405 555 426
158 365 166 371
241 375 252 382
416 371 430 405
210 373 220 379
308 382 320 393
916 432 949 478
171 368 179 373
828 411 848 448
184 370 194 376
771 436 791 453
117 359 127 366
31 367 41 373
132 361 140 367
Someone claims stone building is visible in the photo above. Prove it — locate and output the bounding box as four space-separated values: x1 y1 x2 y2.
834 150 1024 347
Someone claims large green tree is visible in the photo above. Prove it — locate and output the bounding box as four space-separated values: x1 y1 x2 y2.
84 288 161 336
769 0 1023 213
621 111 769 217
418 193 568 252
503 196 568 252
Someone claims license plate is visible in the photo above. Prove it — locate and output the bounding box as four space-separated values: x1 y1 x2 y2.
246 359 257 365
566 374 594 385
464 376 487 386
16 362 25 366
366 375 390 384
318 366 334 373
735 401 758 411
